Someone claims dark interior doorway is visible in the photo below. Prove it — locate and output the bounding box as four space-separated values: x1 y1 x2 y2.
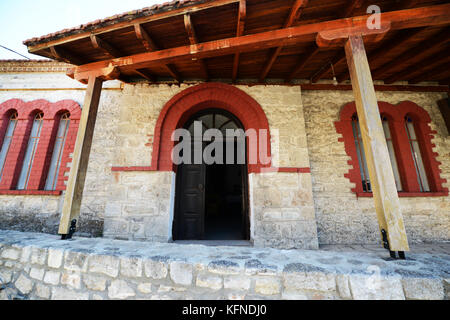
173 109 249 241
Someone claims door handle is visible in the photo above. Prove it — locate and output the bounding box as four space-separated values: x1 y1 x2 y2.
198 184 204 191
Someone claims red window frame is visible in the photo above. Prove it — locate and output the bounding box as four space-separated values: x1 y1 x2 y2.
0 99 81 195
335 101 448 197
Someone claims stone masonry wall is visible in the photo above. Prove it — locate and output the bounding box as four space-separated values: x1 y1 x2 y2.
0 71 122 236
103 83 317 249
302 90 450 245
250 172 318 249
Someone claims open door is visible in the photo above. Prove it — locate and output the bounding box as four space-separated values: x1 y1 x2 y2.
174 163 206 240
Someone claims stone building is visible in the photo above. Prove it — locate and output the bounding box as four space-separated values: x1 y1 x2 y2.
0 0 449 255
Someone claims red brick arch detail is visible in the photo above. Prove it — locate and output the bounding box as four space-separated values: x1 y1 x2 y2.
0 99 81 192
335 100 448 197
151 83 272 173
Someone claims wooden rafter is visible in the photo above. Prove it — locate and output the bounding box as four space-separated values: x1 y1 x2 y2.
337 28 425 83
28 0 242 53
165 64 181 82
134 24 159 51
409 61 450 84
372 28 450 80
69 4 450 82
342 0 364 18
133 22 180 82
259 0 308 82
135 69 156 82
232 0 246 83
90 35 121 58
385 49 450 84
184 13 209 80
285 45 320 83
49 46 84 65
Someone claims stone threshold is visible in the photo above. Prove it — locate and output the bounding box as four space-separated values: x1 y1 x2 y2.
174 240 252 247
0 230 449 300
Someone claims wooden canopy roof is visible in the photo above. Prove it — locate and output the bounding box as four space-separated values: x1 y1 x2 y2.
23 0 450 85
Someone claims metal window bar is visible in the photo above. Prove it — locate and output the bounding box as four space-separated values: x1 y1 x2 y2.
0 112 18 182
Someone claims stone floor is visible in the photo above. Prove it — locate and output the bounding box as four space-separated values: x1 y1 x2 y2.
0 230 449 300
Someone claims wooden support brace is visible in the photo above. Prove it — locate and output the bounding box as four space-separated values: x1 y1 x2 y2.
58 76 103 235
345 35 409 252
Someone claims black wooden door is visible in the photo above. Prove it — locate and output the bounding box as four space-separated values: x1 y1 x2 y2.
175 164 206 240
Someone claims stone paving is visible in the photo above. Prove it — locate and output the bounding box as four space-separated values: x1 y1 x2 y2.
0 230 449 300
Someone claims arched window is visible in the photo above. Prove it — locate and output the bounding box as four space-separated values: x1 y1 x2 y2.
335 101 448 197
45 112 70 190
405 115 430 192
17 112 44 190
0 111 18 182
351 115 403 192
186 111 240 136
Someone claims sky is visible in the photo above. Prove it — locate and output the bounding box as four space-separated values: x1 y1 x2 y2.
0 0 166 60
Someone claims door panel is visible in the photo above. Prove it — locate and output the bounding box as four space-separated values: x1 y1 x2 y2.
176 164 206 240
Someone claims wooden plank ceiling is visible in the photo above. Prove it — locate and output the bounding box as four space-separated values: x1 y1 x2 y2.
24 0 450 85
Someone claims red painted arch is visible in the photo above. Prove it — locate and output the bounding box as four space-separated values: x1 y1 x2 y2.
335 100 448 197
150 83 272 173
0 99 81 191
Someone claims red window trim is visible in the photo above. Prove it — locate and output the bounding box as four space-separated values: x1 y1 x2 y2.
0 190 62 196
0 99 81 192
335 101 448 197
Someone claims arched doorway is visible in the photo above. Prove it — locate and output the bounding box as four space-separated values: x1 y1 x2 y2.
173 109 250 241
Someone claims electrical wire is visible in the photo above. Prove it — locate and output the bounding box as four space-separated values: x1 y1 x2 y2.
0 45 31 60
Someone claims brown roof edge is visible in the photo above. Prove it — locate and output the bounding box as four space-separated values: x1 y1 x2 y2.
22 0 205 46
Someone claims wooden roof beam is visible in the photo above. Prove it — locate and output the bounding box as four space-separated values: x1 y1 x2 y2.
134 69 156 82
334 0 423 83
49 46 84 65
184 13 209 80
232 0 246 83
285 44 320 83
409 61 450 84
336 27 425 83
69 4 450 83
134 24 159 51
259 0 309 82
27 0 242 53
90 35 122 58
134 23 181 83
384 49 450 84
342 0 364 18
372 28 450 80
165 64 181 82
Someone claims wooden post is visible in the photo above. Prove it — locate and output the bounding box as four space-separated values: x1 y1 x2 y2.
345 35 409 252
58 76 103 235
